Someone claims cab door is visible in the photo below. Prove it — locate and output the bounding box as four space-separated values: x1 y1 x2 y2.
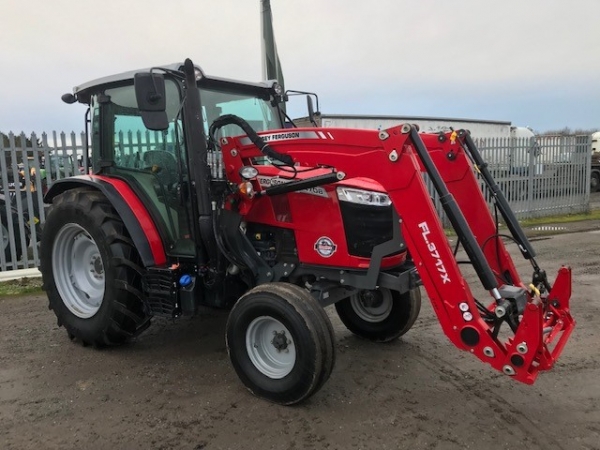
93 79 196 257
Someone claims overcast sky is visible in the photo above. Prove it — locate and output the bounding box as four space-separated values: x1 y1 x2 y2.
1 0 598 135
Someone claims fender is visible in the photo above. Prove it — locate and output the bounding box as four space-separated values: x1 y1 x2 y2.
44 175 166 267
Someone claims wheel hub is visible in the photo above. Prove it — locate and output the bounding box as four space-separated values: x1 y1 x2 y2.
271 330 289 352
350 288 393 323
52 223 105 319
246 316 296 379
359 290 383 308
90 255 104 279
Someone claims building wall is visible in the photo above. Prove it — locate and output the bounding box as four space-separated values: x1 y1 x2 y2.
313 114 513 139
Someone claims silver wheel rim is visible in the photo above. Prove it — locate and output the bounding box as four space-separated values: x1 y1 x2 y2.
350 289 393 323
52 223 105 319
246 316 296 379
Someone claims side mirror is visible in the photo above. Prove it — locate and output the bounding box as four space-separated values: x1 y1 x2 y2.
134 73 169 130
61 93 77 104
307 95 320 127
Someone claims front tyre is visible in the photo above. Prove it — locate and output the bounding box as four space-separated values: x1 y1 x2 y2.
335 287 421 342
40 188 150 346
226 283 335 405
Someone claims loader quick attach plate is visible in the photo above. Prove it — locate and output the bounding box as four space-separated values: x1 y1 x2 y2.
142 267 179 317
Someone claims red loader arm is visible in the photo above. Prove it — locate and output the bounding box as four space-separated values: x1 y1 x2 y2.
221 124 575 383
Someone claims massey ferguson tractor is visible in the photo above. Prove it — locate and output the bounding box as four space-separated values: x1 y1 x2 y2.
40 59 575 405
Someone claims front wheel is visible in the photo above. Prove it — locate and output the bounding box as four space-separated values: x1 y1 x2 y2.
40 188 150 346
226 283 335 405
335 287 421 342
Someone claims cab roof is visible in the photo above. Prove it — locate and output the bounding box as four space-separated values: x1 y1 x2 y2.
73 62 278 97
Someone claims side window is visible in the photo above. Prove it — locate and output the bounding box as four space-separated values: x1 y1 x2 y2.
106 81 183 173
113 115 171 170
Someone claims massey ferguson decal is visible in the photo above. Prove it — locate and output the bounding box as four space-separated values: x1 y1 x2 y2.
262 132 301 141
258 176 329 198
239 130 325 146
418 221 451 284
314 237 337 258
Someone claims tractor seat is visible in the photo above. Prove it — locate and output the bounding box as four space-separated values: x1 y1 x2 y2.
143 150 178 187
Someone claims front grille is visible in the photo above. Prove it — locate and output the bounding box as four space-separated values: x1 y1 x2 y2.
339 202 395 258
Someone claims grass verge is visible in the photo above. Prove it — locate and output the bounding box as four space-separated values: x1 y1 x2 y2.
518 209 600 227
443 209 600 236
0 278 43 297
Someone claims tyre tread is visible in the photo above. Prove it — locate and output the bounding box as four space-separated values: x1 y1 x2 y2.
41 188 150 347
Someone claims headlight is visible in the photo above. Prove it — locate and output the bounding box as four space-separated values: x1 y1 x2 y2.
336 187 391 207
239 166 259 180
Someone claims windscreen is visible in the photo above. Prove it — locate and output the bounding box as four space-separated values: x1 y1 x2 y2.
199 88 282 139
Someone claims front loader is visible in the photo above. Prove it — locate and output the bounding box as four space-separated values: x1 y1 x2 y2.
40 58 574 405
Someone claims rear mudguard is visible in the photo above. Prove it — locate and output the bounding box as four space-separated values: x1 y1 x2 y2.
44 175 166 267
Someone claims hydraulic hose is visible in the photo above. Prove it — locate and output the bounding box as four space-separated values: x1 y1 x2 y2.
209 114 294 166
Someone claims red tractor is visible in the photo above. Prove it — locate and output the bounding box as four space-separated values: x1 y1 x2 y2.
41 59 574 405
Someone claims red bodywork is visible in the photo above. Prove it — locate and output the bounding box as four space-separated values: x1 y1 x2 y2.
238 164 405 269
94 176 167 266
220 125 575 384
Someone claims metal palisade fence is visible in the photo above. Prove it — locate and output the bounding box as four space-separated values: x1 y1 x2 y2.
0 131 87 271
0 131 592 272
427 135 591 226
476 135 590 217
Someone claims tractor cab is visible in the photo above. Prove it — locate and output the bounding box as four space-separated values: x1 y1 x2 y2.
64 62 286 258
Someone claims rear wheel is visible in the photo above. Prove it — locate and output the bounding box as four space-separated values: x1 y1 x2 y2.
335 287 421 342
40 188 150 346
591 172 600 192
226 282 335 405
0 207 28 266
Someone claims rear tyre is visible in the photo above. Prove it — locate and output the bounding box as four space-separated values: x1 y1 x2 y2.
335 287 421 342
591 172 600 192
226 282 335 405
40 188 150 346
0 206 27 265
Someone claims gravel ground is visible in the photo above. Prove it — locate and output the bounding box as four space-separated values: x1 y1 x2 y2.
0 230 599 450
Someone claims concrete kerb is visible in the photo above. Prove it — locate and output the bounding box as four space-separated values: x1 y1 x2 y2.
0 268 42 282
